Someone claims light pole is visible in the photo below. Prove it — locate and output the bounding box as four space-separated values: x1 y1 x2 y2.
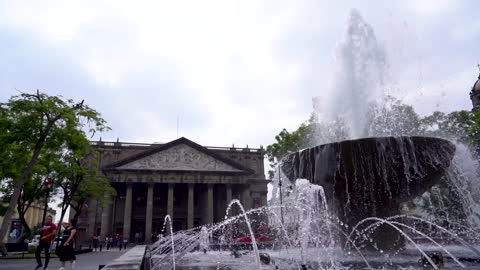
41 178 54 227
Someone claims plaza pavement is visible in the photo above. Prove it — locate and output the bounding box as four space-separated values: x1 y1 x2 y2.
0 248 129 270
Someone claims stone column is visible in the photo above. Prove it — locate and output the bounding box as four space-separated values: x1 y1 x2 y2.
166 183 175 233
145 182 154 243
242 187 251 210
86 199 97 238
207 184 214 224
225 184 233 218
100 197 112 239
226 184 232 204
111 196 117 233
123 183 133 242
187 183 194 229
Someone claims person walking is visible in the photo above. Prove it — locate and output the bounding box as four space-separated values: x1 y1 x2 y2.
57 220 77 270
35 215 57 270
92 235 99 252
117 235 123 251
106 234 111 250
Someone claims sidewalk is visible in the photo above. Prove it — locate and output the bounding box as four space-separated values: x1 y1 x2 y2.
0 248 129 270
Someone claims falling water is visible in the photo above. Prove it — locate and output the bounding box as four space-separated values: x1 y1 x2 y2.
161 215 175 270
320 8 386 139
352 217 440 269
348 217 466 268
446 143 480 227
225 199 262 269
199 226 210 252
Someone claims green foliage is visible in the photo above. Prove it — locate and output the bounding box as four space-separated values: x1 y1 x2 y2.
366 96 424 136
264 119 315 179
422 110 476 144
265 124 311 163
0 91 110 248
56 149 116 223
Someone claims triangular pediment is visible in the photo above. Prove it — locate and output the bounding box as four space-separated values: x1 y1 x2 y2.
110 138 246 172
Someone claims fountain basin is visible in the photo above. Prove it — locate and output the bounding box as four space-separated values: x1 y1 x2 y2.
280 136 456 250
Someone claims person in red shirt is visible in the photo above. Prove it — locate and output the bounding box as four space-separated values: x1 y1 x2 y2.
35 215 57 270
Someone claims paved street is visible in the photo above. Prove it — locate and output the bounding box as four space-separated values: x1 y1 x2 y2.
0 249 128 270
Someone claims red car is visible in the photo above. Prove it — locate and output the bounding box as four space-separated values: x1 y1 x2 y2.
234 234 272 243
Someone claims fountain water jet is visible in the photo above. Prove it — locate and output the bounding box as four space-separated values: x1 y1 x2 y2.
161 215 175 270
348 217 466 268
225 199 262 269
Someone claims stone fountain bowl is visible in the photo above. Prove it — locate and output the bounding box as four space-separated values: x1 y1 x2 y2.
280 136 456 250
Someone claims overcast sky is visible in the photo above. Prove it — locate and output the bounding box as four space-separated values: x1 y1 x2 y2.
0 0 479 149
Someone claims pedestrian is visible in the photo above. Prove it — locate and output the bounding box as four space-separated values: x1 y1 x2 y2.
118 235 123 251
99 235 103 252
134 232 140 244
57 220 77 270
35 215 57 270
106 234 111 250
109 235 114 249
92 235 99 252
112 234 117 248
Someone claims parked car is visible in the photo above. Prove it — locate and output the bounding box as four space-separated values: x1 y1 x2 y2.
233 234 273 243
28 235 40 248
50 237 62 252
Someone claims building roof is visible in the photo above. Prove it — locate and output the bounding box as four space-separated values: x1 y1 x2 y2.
102 137 254 174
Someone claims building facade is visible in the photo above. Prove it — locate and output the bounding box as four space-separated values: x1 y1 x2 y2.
470 72 480 111
73 137 268 244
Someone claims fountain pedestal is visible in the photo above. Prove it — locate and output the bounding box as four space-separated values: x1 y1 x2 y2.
281 136 455 250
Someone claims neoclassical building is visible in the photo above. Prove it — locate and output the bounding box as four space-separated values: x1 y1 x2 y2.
73 137 268 243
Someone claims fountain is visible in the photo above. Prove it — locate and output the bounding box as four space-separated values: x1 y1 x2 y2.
143 9 480 270
280 136 456 250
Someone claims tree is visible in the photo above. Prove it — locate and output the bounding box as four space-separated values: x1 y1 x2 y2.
0 149 62 241
53 148 115 229
69 169 115 225
264 122 312 179
366 96 424 137
422 110 475 144
0 91 108 254
15 174 46 240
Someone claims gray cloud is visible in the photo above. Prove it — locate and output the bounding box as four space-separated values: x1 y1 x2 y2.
0 1 479 149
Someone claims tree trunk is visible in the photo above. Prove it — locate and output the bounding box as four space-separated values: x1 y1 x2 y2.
16 200 31 242
17 208 31 242
0 123 52 255
71 199 85 226
54 196 73 250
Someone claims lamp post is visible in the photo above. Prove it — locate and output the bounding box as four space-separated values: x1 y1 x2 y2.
41 178 54 227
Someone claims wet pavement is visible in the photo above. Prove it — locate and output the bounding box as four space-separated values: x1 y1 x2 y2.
0 249 128 270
